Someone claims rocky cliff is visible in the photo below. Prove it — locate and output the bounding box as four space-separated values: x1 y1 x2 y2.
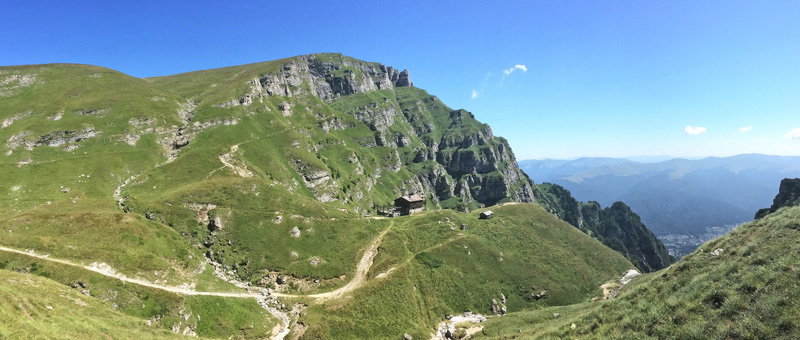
537 183 674 272
755 178 800 219
146 53 535 212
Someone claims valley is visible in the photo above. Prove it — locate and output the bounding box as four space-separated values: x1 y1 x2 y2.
520 156 800 257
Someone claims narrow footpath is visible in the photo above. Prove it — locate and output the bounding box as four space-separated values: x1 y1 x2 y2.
0 223 395 339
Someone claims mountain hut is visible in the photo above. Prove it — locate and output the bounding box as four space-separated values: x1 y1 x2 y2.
394 194 424 216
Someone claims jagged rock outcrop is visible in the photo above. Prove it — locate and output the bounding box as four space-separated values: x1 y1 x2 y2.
755 178 800 219
6 127 99 151
250 55 536 209
241 54 413 104
538 183 674 272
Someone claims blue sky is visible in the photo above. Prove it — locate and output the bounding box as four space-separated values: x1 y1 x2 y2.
2 1 799 159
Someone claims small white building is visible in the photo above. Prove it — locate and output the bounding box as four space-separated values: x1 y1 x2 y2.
479 210 494 219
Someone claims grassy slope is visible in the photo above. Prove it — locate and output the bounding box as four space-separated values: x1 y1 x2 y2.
477 205 800 339
0 254 276 339
0 269 184 340
299 203 633 339
0 64 205 283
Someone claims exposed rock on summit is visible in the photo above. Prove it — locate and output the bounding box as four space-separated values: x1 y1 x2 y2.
203 53 538 209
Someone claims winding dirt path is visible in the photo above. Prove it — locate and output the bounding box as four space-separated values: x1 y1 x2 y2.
0 223 395 338
280 225 392 301
0 246 254 298
218 144 254 177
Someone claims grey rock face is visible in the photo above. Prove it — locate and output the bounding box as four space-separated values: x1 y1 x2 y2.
222 54 535 209
6 127 100 151
250 55 409 104
395 69 413 87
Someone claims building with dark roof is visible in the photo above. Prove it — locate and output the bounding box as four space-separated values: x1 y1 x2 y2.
394 194 424 216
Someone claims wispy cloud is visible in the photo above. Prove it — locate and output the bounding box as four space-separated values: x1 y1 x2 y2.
685 125 707 135
786 128 800 139
738 126 752 133
502 64 527 78
472 66 525 99
470 73 494 99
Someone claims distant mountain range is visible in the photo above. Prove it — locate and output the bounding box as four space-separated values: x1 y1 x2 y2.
520 154 800 256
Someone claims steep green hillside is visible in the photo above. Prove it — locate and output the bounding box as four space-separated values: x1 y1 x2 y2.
297 203 633 339
144 53 536 211
1 63 204 283
538 183 674 272
478 203 800 339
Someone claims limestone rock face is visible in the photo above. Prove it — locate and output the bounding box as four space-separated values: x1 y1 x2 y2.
395 69 413 87
251 54 411 104
6 127 99 151
199 53 536 210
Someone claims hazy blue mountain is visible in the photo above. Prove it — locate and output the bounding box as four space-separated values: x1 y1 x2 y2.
520 154 800 257
622 155 678 163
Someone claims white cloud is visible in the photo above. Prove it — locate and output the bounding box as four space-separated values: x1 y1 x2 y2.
786 128 800 139
471 89 478 100
738 126 752 133
685 125 707 135
502 64 527 78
